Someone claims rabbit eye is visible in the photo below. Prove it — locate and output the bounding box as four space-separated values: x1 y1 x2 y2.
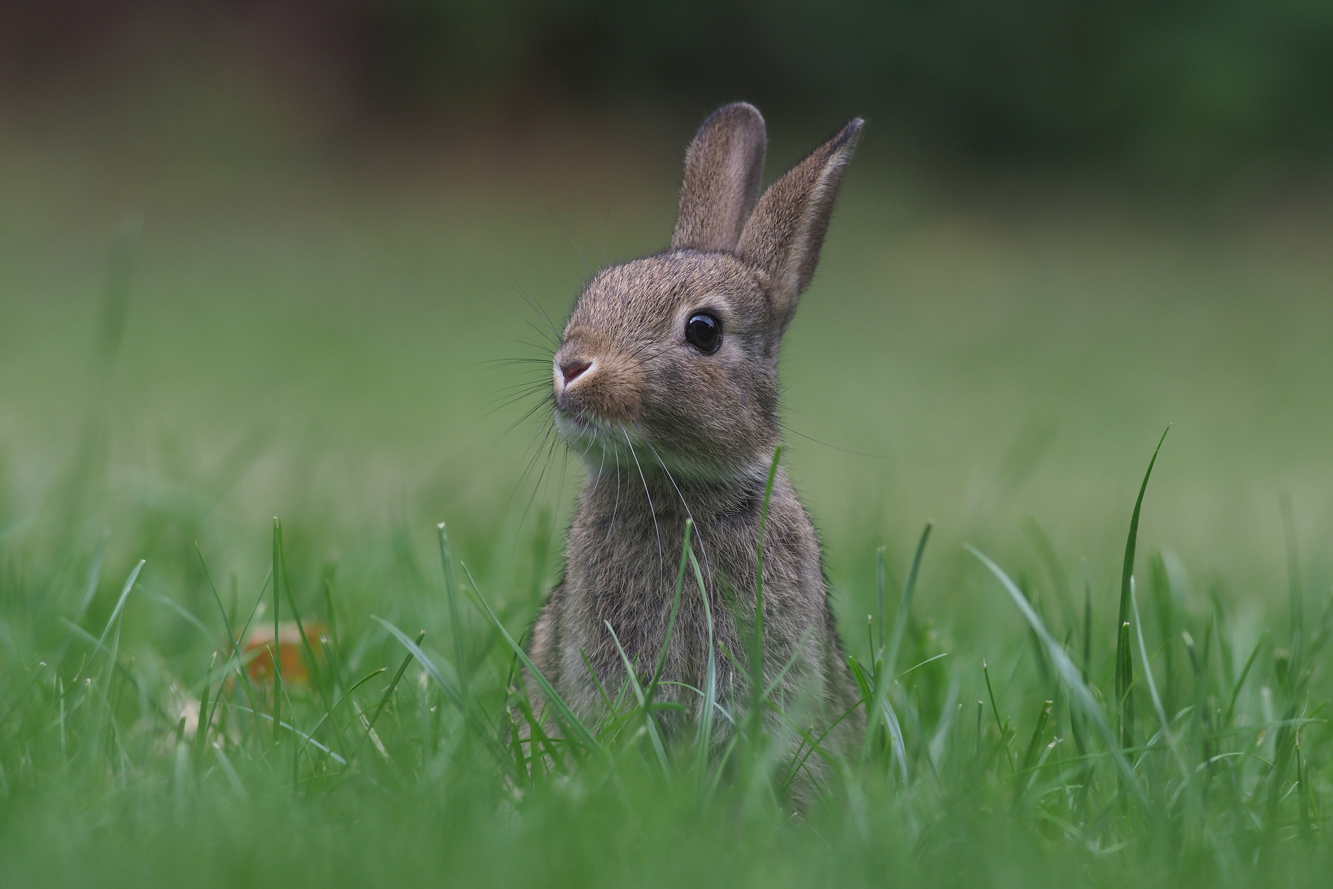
685 313 722 353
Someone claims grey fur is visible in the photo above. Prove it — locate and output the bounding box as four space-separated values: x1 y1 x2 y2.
671 102 767 253
529 103 865 793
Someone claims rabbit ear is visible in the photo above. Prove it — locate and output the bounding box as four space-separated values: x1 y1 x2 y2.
671 103 768 253
737 118 863 329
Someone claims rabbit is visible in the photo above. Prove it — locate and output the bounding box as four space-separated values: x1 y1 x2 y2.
523 102 865 793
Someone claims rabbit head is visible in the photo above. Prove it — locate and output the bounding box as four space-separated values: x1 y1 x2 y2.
553 103 862 482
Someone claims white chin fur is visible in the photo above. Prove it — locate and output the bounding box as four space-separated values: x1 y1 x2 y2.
554 412 758 484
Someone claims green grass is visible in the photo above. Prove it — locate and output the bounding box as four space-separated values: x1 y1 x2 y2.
1 129 1331 887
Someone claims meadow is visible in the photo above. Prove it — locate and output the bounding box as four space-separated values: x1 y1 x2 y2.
1 121 1330 886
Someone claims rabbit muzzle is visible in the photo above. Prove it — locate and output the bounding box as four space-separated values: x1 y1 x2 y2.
552 342 644 428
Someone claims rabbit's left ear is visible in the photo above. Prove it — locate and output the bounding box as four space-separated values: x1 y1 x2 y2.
672 103 768 253
738 118 862 330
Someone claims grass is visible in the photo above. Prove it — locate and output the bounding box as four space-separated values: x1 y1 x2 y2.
1 126 1332 887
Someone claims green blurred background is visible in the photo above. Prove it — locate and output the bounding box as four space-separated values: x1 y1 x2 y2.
2 0 1332 626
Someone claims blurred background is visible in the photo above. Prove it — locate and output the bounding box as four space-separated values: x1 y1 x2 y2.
2 0 1332 633
6 0 1333 171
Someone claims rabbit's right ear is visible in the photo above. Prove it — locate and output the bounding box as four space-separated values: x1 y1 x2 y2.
671 103 767 253
736 117 862 333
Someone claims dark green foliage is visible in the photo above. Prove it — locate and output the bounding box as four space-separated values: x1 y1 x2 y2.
358 0 1333 171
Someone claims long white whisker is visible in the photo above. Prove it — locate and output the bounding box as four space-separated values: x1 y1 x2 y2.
623 428 663 566
605 431 622 545
593 429 607 483
637 426 710 582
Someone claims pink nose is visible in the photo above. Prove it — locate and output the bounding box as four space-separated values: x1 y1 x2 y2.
560 359 592 385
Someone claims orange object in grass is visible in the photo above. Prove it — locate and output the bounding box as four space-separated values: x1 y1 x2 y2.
244 622 326 685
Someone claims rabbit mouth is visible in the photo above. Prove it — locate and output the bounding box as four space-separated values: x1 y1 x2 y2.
554 407 629 452
555 408 745 483
555 409 660 469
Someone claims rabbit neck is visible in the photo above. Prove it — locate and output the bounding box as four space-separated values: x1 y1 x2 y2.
567 461 797 597
580 462 774 532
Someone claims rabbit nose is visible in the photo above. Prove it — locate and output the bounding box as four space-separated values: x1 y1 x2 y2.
559 358 592 386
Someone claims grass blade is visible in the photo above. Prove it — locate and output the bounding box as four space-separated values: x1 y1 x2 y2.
456 562 604 759
1116 426 1169 751
969 545 1151 809
1017 698 1053 794
437 523 467 700
70 559 145 688
368 631 424 734
885 521 932 680
272 518 283 743
603 620 670 773
649 518 693 700
688 548 720 793
1280 496 1303 679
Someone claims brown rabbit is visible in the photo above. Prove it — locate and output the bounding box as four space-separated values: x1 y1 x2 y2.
525 102 865 788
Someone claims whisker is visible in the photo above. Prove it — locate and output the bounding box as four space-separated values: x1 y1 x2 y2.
551 435 570 547
506 268 562 344
778 422 886 459
637 426 711 581
506 421 557 516
623 429 664 567
567 234 593 279
505 339 558 355
594 430 607 483
539 197 595 281
488 378 553 397
520 424 563 532
626 340 674 363
604 435 622 546
495 396 554 443
599 174 624 270
504 302 560 350
481 390 549 419
474 357 553 368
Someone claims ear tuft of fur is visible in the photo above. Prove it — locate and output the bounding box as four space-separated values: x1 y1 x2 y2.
671 103 768 253
736 117 863 330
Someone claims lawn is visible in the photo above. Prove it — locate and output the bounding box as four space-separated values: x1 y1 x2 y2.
1 123 1330 887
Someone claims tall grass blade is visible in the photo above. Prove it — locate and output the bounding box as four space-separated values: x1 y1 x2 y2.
1129 580 1168 738
688 548 719 792
456 563 604 758
70 559 145 688
1280 496 1303 679
1116 426 1169 751
1017 698 1053 794
437 523 467 699
368 630 425 734
649 518 693 698
272 518 283 742
603 620 669 773
1225 631 1266 725
281 559 346 759
885 522 932 680
1081 558 1092 683
982 659 1014 775
94 559 145 657
850 655 908 783
876 545 886 652
969 545 1150 808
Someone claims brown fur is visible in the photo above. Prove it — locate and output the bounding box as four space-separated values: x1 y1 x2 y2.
528 103 865 793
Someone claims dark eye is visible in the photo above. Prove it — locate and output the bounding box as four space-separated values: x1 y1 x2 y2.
685 313 722 353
